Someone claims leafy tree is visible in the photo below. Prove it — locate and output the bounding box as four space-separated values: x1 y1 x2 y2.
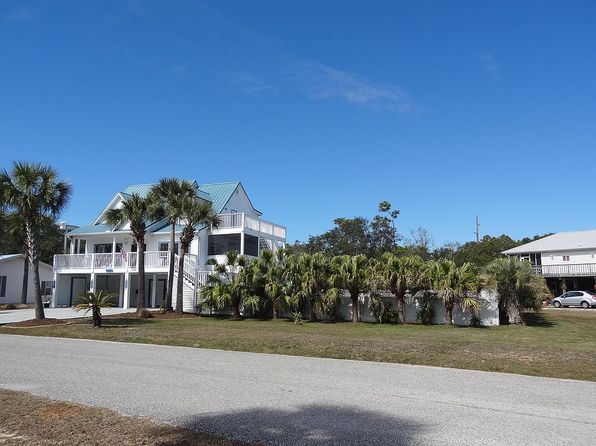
482 257 549 324
428 259 479 325
377 201 399 249
148 178 198 312
175 198 220 314
73 290 116 327
105 194 161 316
330 255 370 323
373 254 426 324
0 162 71 319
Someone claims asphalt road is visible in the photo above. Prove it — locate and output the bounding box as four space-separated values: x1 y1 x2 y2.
1 335 595 445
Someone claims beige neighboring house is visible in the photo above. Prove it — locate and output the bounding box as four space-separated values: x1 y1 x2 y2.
0 254 53 304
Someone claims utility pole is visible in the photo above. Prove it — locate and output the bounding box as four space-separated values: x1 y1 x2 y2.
474 215 480 242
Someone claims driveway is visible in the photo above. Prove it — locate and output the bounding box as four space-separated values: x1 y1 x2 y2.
1 335 595 445
0 307 137 324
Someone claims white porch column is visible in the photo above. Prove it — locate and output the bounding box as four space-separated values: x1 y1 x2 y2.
112 235 117 268
151 273 157 308
123 272 130 309
118 275 124 307
51 271 58 308
90 272 96 294
240 233 245 256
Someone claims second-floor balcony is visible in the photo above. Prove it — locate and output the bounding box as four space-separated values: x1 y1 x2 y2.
213 213 286 239
54 251 170 273
532 263 596 278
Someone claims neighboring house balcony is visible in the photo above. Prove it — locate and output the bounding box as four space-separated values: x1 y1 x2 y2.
211 213 286 240
54 251 171 274
532 263 596 278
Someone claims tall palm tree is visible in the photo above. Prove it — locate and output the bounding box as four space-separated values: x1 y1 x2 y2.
330 255 370 323
428 259 479 325
105 194 160 315
482 257 548 325
175 198 220 314
0 162 71 319
374 254 426 324
148 178 198 312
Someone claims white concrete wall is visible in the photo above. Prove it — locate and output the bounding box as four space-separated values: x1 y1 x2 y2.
0 257 53 304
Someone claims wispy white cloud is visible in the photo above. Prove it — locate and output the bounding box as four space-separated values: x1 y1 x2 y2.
164 64 187 77
285 60 413 113
4 5 40 22
477 52 499 81
225 71 275 95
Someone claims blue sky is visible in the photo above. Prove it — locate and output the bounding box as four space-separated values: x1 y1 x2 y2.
1 1 595 246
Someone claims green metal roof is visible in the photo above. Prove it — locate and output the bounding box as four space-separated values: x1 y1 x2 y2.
68 224 113 234
197 182 240 213
123 182 213 203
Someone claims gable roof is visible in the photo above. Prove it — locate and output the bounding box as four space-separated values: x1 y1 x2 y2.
77 180 260 235
503 229 596 254
0 254 52 269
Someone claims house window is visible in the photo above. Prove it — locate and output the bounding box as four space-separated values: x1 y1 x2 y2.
244 234 259 257
158 242 178 253
40 281 52 296
131 243 147 252
94 243 122 253
0 276 6 297
208 234 241 256
562 255 570 261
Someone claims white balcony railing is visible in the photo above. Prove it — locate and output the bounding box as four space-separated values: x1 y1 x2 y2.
54 251 170 272
213 213 286 239
532 263 596 277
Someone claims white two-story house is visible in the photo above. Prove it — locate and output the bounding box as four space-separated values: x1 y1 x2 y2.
502 229 596 295
52 181 286 312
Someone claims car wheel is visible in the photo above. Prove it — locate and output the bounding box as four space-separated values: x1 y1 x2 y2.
553 301 561 308
581 301 589 309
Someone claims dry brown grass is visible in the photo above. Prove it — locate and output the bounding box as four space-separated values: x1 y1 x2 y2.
0 389 260 446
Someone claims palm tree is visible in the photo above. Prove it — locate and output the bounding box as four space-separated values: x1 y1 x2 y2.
482 257 548 325
202 251 249 318
374 254 426 324
148 179 198 312
289 253 338 322
428 259 479 325
259 249 290 319
0 162 71 319
330 255 370 323
105 194 159 315
175 198 220 314
73 290 116 327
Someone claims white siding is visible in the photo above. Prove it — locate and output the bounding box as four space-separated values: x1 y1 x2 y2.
0 257 53 304
540 249 596 266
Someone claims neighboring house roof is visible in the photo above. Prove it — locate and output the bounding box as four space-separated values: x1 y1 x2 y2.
503 229 596 255
68 224 114 235
0 254 52 269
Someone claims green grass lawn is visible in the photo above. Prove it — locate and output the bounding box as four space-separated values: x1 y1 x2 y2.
2 310 595 381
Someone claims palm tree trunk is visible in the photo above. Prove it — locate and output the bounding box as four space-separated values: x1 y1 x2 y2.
395 290 406 324
351 292 359 323
309 297 317 321
137 241 146 314
175 246 186 314
25 220 44 319
166 222 175 312
232 302 241 318
506 295 523 324
20 252 29 305
445 302 453 325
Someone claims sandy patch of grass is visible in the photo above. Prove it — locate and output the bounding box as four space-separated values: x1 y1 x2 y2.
0 389 260 446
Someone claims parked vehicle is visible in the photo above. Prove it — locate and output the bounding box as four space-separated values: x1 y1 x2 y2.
552 291 596 309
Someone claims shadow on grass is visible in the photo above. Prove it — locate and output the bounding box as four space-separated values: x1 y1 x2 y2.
162 404 424 446
522 312 556 328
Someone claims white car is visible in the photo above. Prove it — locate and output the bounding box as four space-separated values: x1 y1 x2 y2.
552 291 596 309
